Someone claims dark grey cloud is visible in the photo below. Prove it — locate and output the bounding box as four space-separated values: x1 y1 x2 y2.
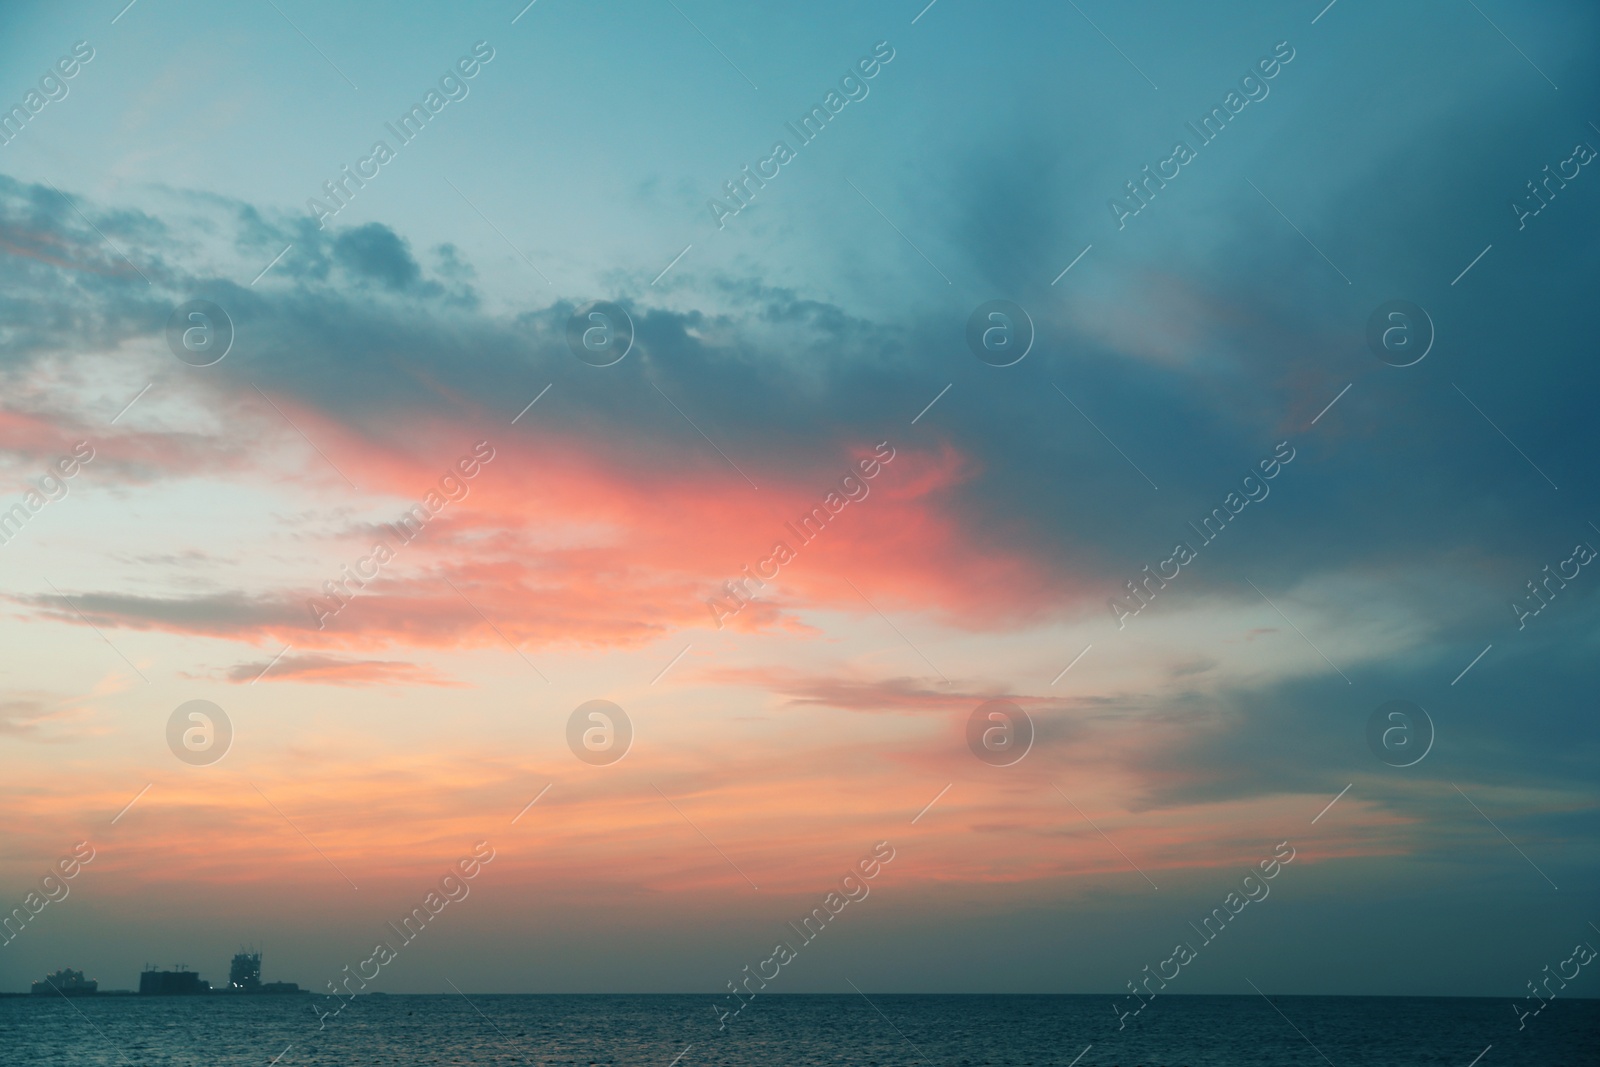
2 60 1598 660
12 589 305 634
333 223 421 290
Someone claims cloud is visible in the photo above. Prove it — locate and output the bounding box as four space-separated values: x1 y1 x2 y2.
0 698 47 736
706 667 1004 715
222 653 460 687
0 158 1590 703
0 694 97 743
3 429 1095 656
5 161 1590 654
332 223 421 290
13 589 307 636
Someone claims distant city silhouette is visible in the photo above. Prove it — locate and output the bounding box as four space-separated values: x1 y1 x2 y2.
30 968 96 996
26 950 300 996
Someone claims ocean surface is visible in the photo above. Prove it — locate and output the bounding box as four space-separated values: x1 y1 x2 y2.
1 993 1594 1066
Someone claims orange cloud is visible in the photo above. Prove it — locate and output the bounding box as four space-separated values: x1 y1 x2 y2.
703 667 1015 714
221 653 462 687
0 729 1421 909
10 412 1101 657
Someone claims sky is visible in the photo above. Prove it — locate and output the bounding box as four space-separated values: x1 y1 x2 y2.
0 0 1597 1003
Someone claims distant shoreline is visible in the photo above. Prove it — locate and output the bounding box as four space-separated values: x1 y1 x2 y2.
5 991 1598 1000
2 989 309 999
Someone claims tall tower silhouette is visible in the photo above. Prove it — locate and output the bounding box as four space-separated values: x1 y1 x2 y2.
228 951 262 991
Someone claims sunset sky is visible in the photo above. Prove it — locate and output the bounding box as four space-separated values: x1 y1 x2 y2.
1 0 1597 999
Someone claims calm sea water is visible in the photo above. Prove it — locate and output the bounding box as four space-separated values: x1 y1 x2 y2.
1 993 1593 1066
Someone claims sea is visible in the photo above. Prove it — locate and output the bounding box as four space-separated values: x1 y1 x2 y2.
0 993 1594 1066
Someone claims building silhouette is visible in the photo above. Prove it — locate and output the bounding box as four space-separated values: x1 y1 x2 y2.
226 948 299 993
30 968 97 996
139 966 209 995
229 951 262 991
27 952 299 996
